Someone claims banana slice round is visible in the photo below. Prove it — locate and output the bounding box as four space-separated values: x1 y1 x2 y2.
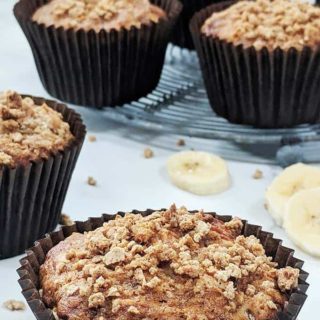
284 187 320 257
265 163 320 226
166 151 230 195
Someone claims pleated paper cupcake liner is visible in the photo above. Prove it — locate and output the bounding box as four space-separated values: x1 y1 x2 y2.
14 0 182 108
190 1 320 128
171 0 223 50
0 96 86 259
17 209 308 320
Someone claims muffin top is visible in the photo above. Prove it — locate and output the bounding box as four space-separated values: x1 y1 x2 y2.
0 91 74 168
32 0 166 32
40 205 299 320
201 0 320 51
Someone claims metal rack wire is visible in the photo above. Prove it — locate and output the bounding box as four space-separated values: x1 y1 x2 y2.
103 47 320 165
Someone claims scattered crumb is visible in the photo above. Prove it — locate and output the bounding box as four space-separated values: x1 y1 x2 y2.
87 176 97 186
264 203 269 210
253 169 263 179
59 213 74 226
177 139 185 146
3 300 26 311
144 148 154 159
88 135 97 142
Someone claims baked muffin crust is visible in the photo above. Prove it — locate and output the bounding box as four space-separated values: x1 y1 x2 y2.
201 0 320 51
32 0 166 32
40 205 299 320
0 91 74 167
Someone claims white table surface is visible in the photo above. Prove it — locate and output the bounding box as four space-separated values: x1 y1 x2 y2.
0 1 319 319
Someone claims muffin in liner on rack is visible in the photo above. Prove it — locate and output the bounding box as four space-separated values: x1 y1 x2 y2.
190 0 320 128
13 0 182 108
17 206 308 319
0 91 86 259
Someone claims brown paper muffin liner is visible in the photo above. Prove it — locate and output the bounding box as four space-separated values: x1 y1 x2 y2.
171 0 223 49
190 1 320 128
13 0 182 108
0 95 86 259
17 209 308 320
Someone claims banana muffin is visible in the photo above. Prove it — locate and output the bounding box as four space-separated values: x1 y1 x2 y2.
32 0 166 31
15 0 181 108
0 91 74 168
0 91 85 258
201 0 320 51
40 205 299 319
191 0 320 127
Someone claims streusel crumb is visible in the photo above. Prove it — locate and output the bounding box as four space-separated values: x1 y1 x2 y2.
202 0 320 51
144 147 154 159
40 205 299 320
0 91 74 167
2 300 25 311
32 0 166 32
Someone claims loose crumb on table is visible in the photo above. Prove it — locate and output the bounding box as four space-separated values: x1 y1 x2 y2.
177 138 185 146
88 135 97 142
144 147 154 159
253 169 263 179
2 300 26 311
87 176 97 186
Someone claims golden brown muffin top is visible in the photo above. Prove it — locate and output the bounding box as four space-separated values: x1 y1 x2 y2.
0 91 74 167
32 0 166 32
201 0 320 51
40 205 299 320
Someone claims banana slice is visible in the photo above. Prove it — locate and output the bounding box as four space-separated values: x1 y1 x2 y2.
265 163 320 226
166 151 230 195
284 187 320 257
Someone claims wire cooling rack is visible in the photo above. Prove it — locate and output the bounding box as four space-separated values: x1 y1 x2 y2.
103 47 320 166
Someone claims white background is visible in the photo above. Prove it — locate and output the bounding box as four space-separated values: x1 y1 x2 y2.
0 0 319 319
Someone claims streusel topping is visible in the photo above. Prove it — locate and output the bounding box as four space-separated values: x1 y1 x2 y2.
32 0 166 32
40 205 299 320
202 0 320 51
0 91 74 167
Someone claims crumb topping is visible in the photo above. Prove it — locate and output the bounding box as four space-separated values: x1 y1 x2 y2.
40 205 299 320
202 0 320 51
32 0 166 32
0 91 74 167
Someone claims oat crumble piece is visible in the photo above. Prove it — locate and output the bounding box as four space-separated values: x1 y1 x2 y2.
253 169 263 179
88 135 96 142
32 0 166 32
177 138 185 146
87 176 97 186
144 147 154 159
0 91 74 168
202 0 320 51
40 205 299 320
2 300 26 311
277 266 299 291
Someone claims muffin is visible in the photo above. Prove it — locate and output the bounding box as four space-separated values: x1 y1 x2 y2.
18 206 308 319
190 0 320 128
0 91 85 259
14 0 182 108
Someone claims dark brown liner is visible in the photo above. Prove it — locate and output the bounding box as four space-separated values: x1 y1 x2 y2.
13 0 182 108
171 0 223 50
17 209 308 320
0 95 86 259
190 1 320 128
